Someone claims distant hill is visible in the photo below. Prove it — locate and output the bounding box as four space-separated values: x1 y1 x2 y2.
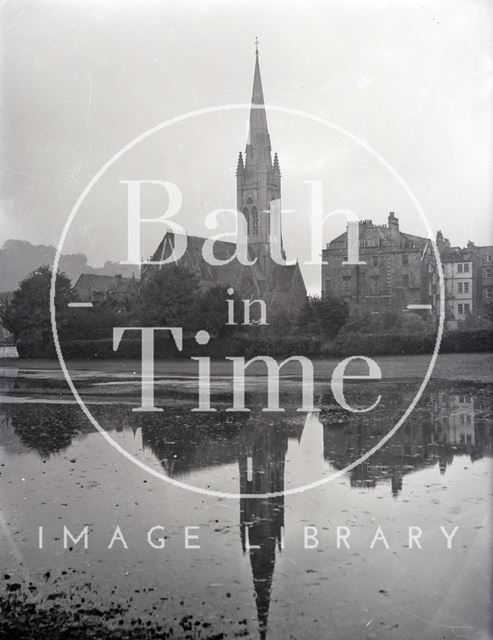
0 239 139 292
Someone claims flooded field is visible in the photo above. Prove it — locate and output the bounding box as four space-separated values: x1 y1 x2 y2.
0 353 492 639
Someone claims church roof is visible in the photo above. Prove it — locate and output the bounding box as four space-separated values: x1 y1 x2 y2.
144 232 267 288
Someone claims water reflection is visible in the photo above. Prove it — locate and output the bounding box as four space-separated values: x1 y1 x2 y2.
323 387 492 496
238 423 288 639
0 381 491 639
142 415 301 638
1 405 91 458
1 384 491 497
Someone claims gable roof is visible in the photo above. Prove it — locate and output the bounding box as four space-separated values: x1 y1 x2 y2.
143 232 267 287
74 273 136 297
400 232 428 248
440 247 477 263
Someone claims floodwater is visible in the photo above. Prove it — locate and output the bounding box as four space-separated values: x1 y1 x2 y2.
0 353 492 639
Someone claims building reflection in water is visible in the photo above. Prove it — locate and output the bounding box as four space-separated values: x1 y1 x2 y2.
139 384 491 639
322 387 492 496
143 415 301 640
238 421 292 640
1 381 492 639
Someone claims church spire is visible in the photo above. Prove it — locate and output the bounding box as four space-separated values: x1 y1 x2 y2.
246 40 271 167
236 44 282 274
251 40 265 105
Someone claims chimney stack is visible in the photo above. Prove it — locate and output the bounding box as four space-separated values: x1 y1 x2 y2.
388 211 399 227
388 211 399 237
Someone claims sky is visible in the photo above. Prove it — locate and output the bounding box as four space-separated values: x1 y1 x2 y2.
1 0 492 294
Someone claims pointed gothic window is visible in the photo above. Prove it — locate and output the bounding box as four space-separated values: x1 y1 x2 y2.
251 206 258 234
243 207 250 233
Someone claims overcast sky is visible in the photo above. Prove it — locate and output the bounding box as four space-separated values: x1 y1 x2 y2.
1 0 492 294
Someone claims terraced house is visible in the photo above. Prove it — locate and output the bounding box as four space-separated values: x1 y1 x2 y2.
322 218 493 330
321 212 438 320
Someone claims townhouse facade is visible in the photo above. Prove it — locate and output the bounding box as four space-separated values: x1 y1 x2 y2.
322 217 492 330
321 212 438 320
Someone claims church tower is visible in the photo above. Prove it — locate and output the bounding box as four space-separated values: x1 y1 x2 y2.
236 42 283 276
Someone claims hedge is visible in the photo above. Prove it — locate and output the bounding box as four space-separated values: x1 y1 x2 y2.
326 329 492 357
14 329 493 360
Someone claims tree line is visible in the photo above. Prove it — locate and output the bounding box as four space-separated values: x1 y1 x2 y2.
0 265 349 358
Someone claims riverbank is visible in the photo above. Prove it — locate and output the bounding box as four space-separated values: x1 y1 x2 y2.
1 351 493 384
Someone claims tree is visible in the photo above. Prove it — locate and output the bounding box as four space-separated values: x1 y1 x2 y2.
70 292 135 340
194 285 242 337
139 265 201 331
400 311 430 334
0 265 75 357
296 295 348 339
266 307 293 336
341 310 372 335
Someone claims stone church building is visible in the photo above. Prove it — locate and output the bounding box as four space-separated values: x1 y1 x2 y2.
142 48 307 314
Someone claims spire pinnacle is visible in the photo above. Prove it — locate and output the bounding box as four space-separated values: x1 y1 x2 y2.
254 36 259 55
273 152 280 175
236 151 245 176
